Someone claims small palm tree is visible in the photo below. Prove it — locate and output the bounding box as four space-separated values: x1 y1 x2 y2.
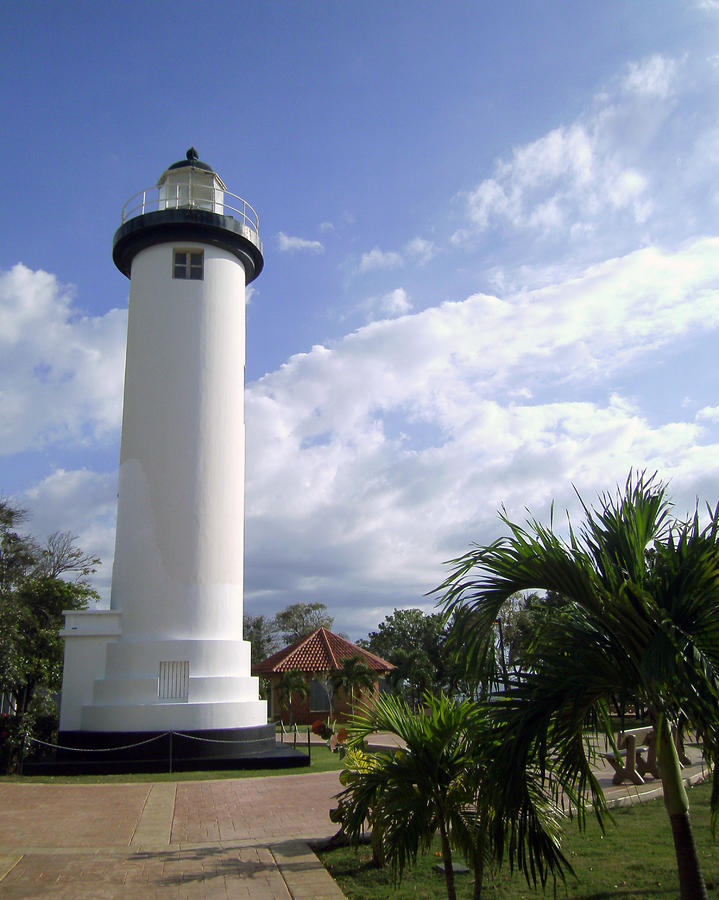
335 692 566 900
438 471 719 900
275 669 308 726
329 655 376 717
385 646 437 709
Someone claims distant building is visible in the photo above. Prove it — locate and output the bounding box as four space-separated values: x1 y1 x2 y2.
253 627 394 724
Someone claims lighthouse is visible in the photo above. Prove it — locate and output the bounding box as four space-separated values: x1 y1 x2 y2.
59 150 275 765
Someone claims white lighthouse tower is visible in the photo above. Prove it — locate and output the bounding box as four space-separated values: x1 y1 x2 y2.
59 150 275 765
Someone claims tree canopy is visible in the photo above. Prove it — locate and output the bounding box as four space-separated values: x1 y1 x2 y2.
358 608 469 707
244 601 335 664
242 613 280 667
0 500 99 770
273 601 334 644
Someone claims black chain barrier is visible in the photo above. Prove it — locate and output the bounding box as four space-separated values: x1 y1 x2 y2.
29 733 171 753
23 724 310 774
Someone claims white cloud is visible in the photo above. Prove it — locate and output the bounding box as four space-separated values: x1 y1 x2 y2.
461 121 651 238
357 240 432 277
277 232 324 253
21 467 118 603
379 288 412 317
454 55 691 244
358 246 403 272
607 169 650 217
404 237 435 265
0 264 126 455
251 238 719 442
360 288 412 321
697 405 719 422
622 55 677 98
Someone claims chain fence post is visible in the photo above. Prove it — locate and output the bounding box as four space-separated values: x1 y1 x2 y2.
19 725 28 776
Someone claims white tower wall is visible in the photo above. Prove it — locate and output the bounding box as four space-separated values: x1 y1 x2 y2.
111 242 247 640
59 151 268 738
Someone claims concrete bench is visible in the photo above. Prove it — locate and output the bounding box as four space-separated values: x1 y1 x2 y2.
601 725 687 785
601 727 655 785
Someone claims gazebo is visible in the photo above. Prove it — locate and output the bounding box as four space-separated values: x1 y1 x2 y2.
252 627 394 725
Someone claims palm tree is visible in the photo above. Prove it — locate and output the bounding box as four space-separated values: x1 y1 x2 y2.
275 669 308 726
437 471 719 900
329 655 376 717
334 691 566 900
384 645 438 709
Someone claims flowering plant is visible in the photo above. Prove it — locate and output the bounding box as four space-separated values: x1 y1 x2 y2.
311 719 327 737
312 718 335 740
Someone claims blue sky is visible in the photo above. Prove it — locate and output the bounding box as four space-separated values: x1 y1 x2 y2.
2 1 719 639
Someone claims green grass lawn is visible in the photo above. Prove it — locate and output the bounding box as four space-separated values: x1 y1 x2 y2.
0 742 344 783
318 780 719 899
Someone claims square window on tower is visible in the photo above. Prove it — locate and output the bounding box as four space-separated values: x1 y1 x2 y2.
173 249 204 280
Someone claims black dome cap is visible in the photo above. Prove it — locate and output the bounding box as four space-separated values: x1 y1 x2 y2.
167 147 216 174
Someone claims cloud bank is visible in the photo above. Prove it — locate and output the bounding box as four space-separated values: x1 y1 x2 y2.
6 237 719 636
243 237 719 632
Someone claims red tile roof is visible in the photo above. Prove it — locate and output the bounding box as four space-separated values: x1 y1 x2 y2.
252 627 394 675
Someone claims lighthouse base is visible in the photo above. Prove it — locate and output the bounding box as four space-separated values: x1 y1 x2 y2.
59 610 270 735
26 724 310 775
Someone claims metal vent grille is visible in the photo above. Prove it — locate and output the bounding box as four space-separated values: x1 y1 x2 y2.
158 661 189 701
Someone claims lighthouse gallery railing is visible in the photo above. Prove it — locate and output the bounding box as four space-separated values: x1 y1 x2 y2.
121 183 261 237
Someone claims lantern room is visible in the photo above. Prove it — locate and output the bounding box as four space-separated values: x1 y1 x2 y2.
157 147 225 214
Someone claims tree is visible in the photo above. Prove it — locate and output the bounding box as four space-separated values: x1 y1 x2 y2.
243 613 280 700
383 645 436 708
38 530 100 580
495 590 570 672
273 601 333 644
0 501 98 770
329 655 375 717
437 472 719 900
3 578 95 715
275 669 309 725
0 502 37 589
334 692 566 900
359 608 465 706
243 613 280 667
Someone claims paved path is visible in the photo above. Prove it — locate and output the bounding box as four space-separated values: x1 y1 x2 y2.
0 737 710 898
0 771 345 899
590 738 709 809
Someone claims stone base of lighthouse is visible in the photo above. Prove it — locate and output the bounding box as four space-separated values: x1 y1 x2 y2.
46 609 305 773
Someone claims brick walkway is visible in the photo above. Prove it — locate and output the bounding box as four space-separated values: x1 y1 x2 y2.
0 772 345 899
